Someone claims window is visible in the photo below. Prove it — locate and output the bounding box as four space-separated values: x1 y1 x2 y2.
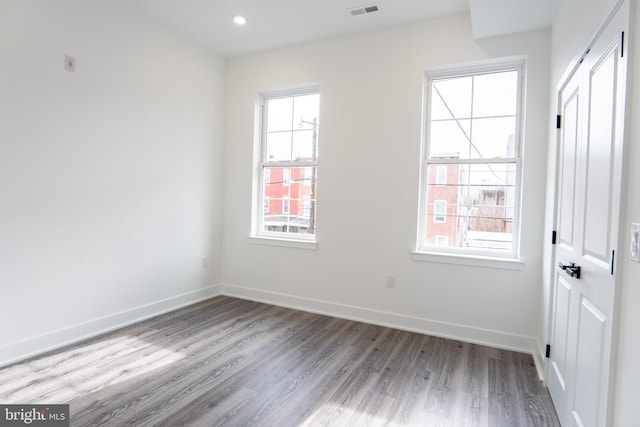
433 200 446 223
417 61 523 257
436 165 447 185
253 89 319 240
436 236 449 246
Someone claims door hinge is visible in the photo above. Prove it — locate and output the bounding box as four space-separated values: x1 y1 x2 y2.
611 250 615 275
556 115 562 129
621 31 625 58
545 344 551 358
578 48 591 65
551 230 557 245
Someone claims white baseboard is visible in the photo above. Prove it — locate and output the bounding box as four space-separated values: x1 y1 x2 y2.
0 284 222 368
2 283 539 369
532 339 548 381
221 283 536 354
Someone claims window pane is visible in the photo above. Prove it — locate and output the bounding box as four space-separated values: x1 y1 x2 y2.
424 163 516 251
266 132 292 161
429 119 470 159
293 94 320 130
267 97 293 132
262 166 317 235
431 76 472 120
292 129 316 160
425 163 460 246
470 117 516 159
473 71 518 118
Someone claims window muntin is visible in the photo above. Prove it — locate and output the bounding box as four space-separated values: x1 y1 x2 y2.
254 90 319 240
418 63 523 257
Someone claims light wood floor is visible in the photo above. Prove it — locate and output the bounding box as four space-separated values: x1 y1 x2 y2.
0 296 560 426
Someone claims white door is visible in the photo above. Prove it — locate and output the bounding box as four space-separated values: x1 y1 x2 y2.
548 6 627 427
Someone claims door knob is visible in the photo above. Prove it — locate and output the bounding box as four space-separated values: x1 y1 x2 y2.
559 262 581 279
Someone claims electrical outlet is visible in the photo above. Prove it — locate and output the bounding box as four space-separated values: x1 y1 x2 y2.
386 275 396 289
631 223 640 262
201 257 209 268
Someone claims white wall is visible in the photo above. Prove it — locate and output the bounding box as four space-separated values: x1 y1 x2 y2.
0 0 225 365
545 0 640 424
222 14 551 353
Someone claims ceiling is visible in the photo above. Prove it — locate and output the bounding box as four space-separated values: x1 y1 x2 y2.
117 0 561 57
470 0 561 39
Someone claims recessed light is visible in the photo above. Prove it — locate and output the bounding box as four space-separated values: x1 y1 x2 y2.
233 15 247 25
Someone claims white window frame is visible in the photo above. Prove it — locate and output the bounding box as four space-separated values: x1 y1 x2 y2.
250 86 319 247
282 196 290 215
415 59 525 263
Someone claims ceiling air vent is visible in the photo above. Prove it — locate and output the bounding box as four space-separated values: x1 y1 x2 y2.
349 5 379 16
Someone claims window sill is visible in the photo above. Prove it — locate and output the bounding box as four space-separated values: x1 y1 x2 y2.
249 236 318 250
412 251 524 271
